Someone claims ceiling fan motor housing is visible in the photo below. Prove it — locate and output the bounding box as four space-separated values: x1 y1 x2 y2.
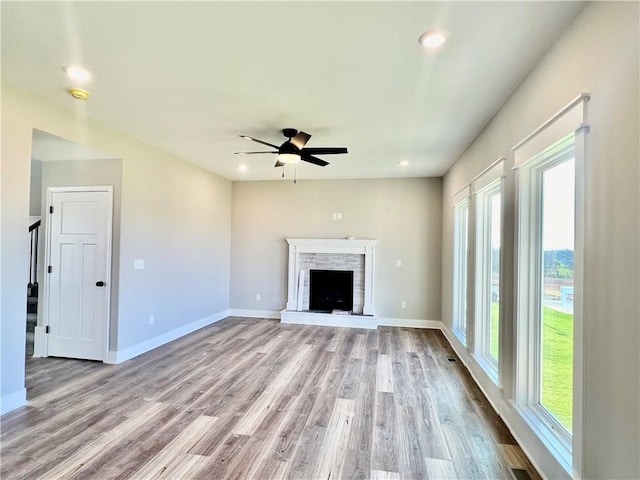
279 141 299 155
282 128 298 139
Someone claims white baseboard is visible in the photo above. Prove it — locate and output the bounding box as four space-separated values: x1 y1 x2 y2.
106 310 229 364
228 309 281 319
439 323 560 480
376 317 442 329
440 325 470 366
1 388 27 415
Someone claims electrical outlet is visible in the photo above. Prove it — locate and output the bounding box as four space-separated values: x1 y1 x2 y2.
256 294 261 301
134 259 144 270
401 301 406 309
149 314 155 325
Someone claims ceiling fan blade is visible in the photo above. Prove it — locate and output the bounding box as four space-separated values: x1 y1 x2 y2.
239 135 279 149
274 160 285 168
290 131 311 149
301 147 348 155
301 154 329 167
234 151 277 155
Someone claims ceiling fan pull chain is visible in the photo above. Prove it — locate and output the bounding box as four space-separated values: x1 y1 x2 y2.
294 165 297 184
282 166 285 178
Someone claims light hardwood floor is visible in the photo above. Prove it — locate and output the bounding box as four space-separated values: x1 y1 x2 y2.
1 317 540 479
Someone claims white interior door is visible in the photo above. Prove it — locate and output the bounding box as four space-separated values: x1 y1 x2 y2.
46 187 112 361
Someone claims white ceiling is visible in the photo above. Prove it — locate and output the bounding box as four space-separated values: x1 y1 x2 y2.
1 1 584 181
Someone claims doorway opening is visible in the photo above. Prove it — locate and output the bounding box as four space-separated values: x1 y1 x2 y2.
26 129 122 393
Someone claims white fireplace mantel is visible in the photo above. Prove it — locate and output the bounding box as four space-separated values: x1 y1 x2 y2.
285 238 377 316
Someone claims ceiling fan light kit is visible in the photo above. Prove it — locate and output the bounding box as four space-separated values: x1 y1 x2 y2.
236 129 348 178
277 141 301 164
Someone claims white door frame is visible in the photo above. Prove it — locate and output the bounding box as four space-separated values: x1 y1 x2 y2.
40 186 113 361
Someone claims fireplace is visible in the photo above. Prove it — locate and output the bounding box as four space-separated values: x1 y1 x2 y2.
309 269 354 312
281 238 377 329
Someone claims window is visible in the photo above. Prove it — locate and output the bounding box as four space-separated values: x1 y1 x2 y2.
539 158 575 432
474 176 502 381
452 190 470 344
471 158 505 382
513 93 588 475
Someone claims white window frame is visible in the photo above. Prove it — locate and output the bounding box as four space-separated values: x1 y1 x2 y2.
513 93 588 477
472 158 505 384
452 186 470 344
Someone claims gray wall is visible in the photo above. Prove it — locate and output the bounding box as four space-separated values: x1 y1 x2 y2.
29 159 42 216
0 93 32 411
1 83 232 410
39 159 123 350
116 150 231 350
441 2 639 478
230 178 442 321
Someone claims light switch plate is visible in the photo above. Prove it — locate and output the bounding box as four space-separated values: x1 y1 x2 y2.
134 259 144 270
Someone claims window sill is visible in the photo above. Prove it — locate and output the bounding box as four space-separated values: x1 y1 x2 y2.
471 352 500 387
511 400 572 476
452 328 467 346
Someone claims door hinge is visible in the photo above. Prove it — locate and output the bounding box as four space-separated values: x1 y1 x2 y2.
45 325 50 334
49 206 54 214
47 265 52 273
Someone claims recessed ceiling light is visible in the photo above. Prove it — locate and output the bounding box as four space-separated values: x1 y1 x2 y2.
399 160 410 167
418 31 447 49
238 165 248 172
63 65 93 83
69 88 89 100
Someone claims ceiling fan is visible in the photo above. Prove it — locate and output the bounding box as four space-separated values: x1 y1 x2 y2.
235 128 348 168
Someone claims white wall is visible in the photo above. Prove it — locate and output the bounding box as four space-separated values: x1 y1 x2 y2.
441 3 639 478
230 178 442 322
0 83 232 412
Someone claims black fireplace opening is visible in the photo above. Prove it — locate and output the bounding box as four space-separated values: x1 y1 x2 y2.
309 269 354 313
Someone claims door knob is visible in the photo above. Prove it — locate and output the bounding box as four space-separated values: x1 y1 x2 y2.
96 281 105 287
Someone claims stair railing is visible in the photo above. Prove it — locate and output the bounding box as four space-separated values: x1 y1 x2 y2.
28 219 41 289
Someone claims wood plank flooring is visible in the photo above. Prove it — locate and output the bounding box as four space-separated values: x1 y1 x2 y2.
1 317 540 479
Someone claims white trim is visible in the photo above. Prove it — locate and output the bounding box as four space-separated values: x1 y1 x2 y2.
281 310 377 329
279 310 441 330
375 317 442 329
572 122 587 480
452 184 471 205
105 310 229 364
441 324 564 479
472 156 507 188
0 388 27 415
33 326 47 357
228 309 281 319
286 238 377 315
441 325 470 366
42 186 113 362
512 93 590 153
515 116 585 477
452 196 470 344
473 177 503 383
